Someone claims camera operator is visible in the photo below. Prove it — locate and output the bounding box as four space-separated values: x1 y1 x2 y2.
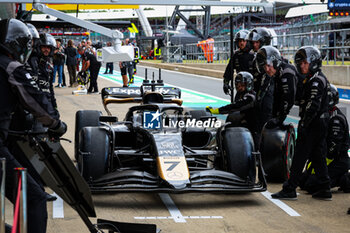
53 39 65 87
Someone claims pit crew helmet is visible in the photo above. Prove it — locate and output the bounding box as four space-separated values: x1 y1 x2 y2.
247 27 272 47
26 23 39 40
329 84 339 108
39 33 56 57
235 71 254 92
234 29 249 48
294 46 322 75
0 18 32 64
255 45 282 74
26 23 40 54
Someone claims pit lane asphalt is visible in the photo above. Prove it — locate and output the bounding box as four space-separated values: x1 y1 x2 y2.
11 67 348 233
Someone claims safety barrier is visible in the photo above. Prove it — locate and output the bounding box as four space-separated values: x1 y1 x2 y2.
12 168 27 233
0 164 27 233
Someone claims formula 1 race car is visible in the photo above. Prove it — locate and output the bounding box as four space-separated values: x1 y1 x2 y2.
75 72 267 193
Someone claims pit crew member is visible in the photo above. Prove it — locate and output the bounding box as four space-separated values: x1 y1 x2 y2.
272 46 332 200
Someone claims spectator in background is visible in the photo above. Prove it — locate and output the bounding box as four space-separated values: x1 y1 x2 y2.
81 39 86 48
119 40 128 87
104 41 114 74
76 45 81 72
119 61 128 87
132 40 139 75
65 39 78 87
53 40 65 87
57 39 67 87
86 39 96 55
124 38 135 84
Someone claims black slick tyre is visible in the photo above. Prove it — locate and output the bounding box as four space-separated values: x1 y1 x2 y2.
260 124 295 182
75 110 101 161
222 127 256 183
78 126 109 181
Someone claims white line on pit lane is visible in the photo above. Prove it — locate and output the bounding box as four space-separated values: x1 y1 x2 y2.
158 193 186 223
261 191 301 217
52 192 64 218
134 216 223 220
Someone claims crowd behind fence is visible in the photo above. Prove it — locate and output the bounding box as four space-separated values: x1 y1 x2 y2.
162 28 350 65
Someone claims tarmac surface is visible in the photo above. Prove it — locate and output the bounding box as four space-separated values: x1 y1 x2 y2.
4 66 350 233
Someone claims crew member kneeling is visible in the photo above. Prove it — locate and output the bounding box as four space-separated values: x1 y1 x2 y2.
299 84 350 194
207 71 256 134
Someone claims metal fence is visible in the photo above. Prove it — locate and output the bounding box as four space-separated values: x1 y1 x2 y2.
276 28 350 65
162 40 231 64
162 45 184 63
162 28 350 65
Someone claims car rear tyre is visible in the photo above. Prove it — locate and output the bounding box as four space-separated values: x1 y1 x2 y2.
78 127 109 181
260 124 295 182
75 110 101 161
222 127 256 183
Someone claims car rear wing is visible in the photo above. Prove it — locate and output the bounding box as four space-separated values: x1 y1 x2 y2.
101 87 183 115
102 92 183 116
101 86 181 99
101 68 183 115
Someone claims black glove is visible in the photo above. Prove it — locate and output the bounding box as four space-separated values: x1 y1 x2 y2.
48 120 67 139
223 83 231 95
265 118 281 129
